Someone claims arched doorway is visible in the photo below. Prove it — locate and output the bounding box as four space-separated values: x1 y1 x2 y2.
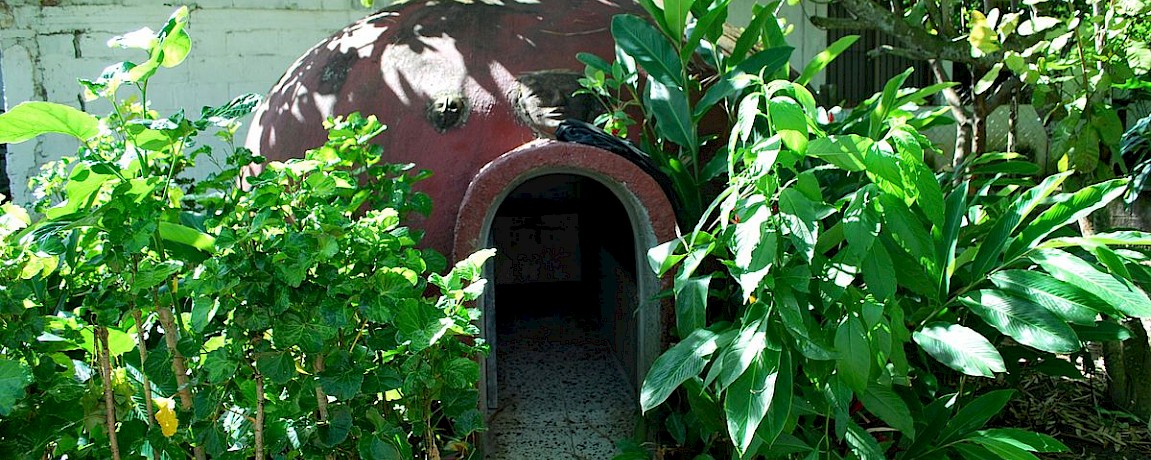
486 173 637 456
452 141 676 458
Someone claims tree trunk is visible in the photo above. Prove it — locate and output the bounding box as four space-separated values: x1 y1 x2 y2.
1100 198 1151 419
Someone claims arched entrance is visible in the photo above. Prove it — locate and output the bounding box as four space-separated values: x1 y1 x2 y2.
488 173 636 457
453 141 677 458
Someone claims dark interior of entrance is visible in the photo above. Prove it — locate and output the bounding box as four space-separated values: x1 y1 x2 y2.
492 173 638 384
486 173 639 458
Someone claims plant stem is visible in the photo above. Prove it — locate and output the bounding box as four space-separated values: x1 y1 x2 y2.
97 326 123 460
133 310 155 427
254 372 265 460
155 300 205 460
312 355 335 460
425 394 440 460
313 354 329 421
157 305 192 409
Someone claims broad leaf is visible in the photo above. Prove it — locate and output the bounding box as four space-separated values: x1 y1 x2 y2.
0 101 100 144
1006 179 1128 260
641 327 729 411
612 14 683 88
960 290 1081 353
796 35 859 86
1031 249 1151 317
807 135 871 171
647 79 697 150
0 360 31 416
990 270 1104 325
705 319 766 391
696 47 793 118
913 323 1005 377
972 428 1068 453
971 172 1071 279
939 390 1015 443
845 421 885 460
860 383 915 437
675 275 711 338
725 348 780 455
834 316 870 393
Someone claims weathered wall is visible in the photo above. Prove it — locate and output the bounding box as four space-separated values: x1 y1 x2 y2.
0 0 372 205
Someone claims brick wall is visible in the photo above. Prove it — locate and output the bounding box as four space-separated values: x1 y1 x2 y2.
0 0 373 205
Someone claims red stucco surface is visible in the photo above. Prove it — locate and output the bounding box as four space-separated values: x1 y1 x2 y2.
244 0 646 259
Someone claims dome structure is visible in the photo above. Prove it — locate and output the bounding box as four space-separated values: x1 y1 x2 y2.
244 0 676 259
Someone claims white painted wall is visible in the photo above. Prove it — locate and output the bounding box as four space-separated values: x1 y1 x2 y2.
0 0 371 205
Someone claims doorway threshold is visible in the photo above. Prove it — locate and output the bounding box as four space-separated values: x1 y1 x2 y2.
487 313 637 459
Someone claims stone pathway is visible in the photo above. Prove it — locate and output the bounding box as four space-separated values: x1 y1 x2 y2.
487 314 637 459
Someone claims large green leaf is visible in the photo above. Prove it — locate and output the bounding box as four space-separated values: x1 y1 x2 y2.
681 0 733 62
662 0 692 41
965 437 1041 460
612 14 684 88
939 390 1015 444
1006 179 1128 260
256 351 296 385
1045 228 1151 248
641 327 729 411
835 316 870 393
961 290 1081 353
695 47 793 118
647 79 697 150
158 221 216 252
705 319 766 392
674 275 711 338
768 97 808 154
0 101 100 144
807 135 871 171
913 323 1005 377
778 188 819 263
990 270 1105 325
870 68 913 138
860 383 915 437
970 172 1071 279
725 348 780 455
759 348 792 448
937 183 969 294
1031 249 1151 317
971 428 1068 453
796 35 859 86
0 360 31 416
845 421 886 460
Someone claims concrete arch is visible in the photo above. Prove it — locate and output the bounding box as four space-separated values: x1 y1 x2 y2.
452 139 677 413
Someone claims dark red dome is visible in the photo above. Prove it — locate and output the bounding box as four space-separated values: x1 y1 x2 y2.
245 0 644 257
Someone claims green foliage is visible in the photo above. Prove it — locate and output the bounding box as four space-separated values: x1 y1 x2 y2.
577 2 796 223
591 2 1151 459
968 0 1151 179
0 8 489 459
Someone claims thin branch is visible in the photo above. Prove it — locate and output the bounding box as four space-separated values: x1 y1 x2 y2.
133 310 155 428
929 59 970 124
155 296 205 460
97 327 122 460
254 373 265 460
809 16 875 30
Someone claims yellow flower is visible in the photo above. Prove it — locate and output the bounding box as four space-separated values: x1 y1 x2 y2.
154 397 178 437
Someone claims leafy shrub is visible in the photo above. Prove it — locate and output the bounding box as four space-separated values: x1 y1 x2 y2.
0 8 490 459
582 2 1151 459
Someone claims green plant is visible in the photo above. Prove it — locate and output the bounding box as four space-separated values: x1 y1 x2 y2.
577 0 794 223
0 8 490 459
966 0 1151 179
586 3 1151 459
